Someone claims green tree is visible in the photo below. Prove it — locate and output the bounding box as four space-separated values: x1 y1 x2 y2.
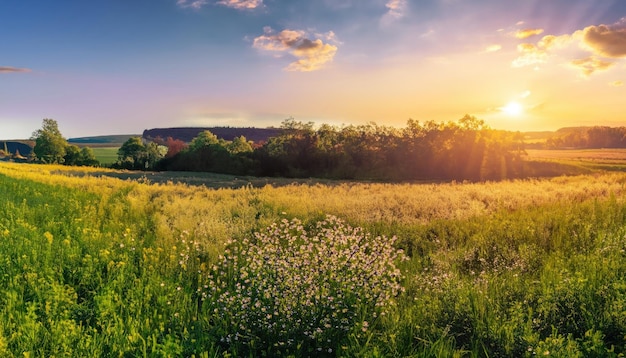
63 144 82 166
188 131 220 152
117 137 163 170
117 137 147 170
226 135 253 154
31 118 67 164
78 147 99 166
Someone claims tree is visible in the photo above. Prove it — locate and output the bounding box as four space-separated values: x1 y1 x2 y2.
164 137 187 158
31 118 67 164
79 147 99 166
63 144 82 166
117 137 147 170
226 135 253 154
117 137 164 170
188 131 220 152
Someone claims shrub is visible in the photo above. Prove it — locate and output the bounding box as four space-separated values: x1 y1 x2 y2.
204 215 406 356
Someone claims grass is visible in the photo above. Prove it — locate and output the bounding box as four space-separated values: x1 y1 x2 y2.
89 147 120 166
0 161 625 356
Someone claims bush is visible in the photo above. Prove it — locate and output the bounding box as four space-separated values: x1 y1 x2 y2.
204 215 406 356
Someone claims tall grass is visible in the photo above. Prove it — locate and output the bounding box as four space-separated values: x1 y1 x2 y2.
0 161 625 356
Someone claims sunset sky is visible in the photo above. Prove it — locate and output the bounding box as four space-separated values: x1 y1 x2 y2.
1 0 626 139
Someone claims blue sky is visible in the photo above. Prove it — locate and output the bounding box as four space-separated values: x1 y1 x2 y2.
2 0 626 139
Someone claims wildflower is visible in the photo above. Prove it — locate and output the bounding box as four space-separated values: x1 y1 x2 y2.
205 215 405 354
44 231 53 245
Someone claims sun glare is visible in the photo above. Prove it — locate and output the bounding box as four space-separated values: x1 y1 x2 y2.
502 101 523 116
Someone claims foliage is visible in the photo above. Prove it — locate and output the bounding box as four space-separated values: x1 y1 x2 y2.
64 145 99 166
204 215 405 355
116 137 165 170
31 118 68 164
162 137 188 158
161 116 527 181
157 131 254 175
28 119 100 167
546 126 626 149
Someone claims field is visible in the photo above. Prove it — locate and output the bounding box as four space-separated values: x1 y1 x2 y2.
89 147 120 166
526 149 626 162
0 161 625 356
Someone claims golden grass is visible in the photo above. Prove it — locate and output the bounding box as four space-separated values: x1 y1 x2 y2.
3 162 626 230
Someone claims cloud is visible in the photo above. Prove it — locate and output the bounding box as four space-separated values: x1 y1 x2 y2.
570 56 615 77
511 43 548 68
253 27 338 71
0 66 31 74
537 34 572 50
484 44 502 53
515 28 544 39
381 0 407 26
176 0 208 9
177 0 261 10
609 80 624 87
512 19 626 76
217 0 262 9
580 19 626 58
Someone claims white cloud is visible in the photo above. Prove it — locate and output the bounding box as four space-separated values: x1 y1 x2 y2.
177 0 262 10
217 0 262 10
176 0 208 9
253 27 339 72
381 0 407 26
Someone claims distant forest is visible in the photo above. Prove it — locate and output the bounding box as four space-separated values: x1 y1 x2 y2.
11 119 626 181
544 126 626 149
153 116 527 181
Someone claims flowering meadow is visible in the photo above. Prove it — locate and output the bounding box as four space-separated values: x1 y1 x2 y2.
0 161 625 356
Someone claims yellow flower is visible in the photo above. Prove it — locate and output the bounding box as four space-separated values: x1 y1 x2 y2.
44 231 53 245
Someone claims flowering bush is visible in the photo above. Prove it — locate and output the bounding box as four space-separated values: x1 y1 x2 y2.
204 215 406 356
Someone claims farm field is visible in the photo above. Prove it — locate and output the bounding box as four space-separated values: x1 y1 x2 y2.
0 161 625 356
89 147 120 166
525 148 626 162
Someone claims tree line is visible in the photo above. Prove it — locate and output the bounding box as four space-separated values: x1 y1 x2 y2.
545 126 626 149
27 116 528 181
154 115 526 181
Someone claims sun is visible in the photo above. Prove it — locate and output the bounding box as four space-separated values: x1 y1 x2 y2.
502 101 523 116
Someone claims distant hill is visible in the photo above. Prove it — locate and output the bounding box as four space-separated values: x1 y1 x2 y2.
0 140 33 156
554 126 592 134
142 127 283 144
68 135 139 144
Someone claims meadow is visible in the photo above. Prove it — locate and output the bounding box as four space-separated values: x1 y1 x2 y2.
0 161 625 356
89 147 120 166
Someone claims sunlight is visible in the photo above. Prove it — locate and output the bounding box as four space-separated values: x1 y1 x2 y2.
502 101 523 116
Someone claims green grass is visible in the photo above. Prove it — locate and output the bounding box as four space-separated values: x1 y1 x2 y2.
90 147 119 165
0 167 625 356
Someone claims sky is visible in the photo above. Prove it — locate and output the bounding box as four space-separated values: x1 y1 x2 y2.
1 0 626 139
